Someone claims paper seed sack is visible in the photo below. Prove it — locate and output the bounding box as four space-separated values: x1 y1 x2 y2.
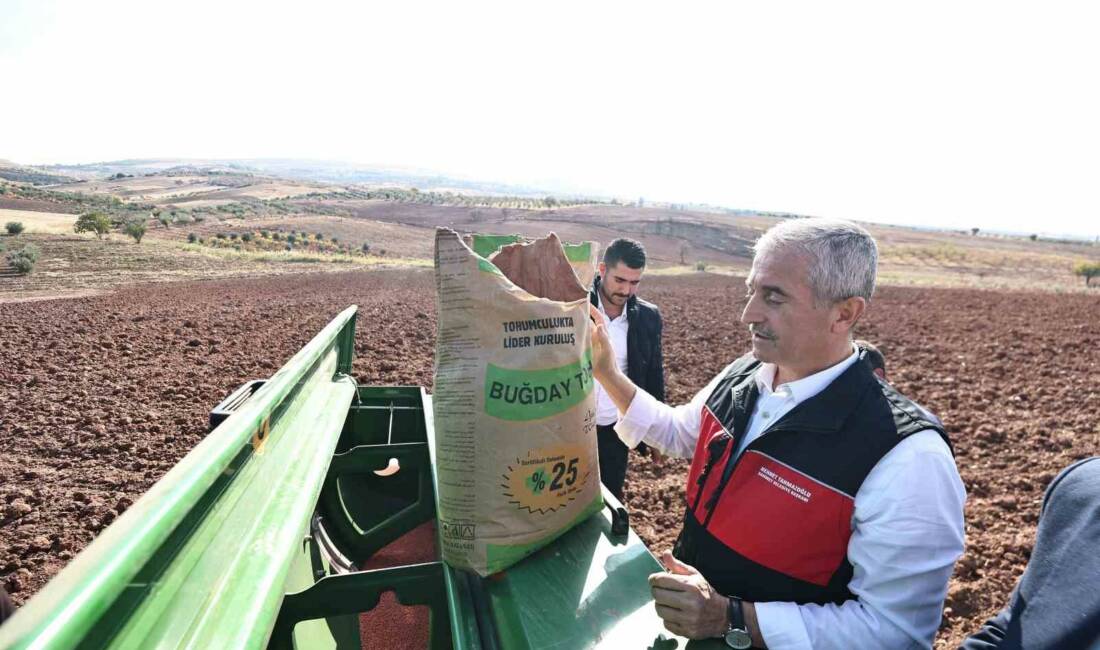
433 228 602 576
468 233 599 289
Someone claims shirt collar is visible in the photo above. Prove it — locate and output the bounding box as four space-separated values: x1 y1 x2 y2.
754 344 860 403
596 290 627 324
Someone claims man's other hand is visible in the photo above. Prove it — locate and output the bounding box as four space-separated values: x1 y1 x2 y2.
649 551 729 640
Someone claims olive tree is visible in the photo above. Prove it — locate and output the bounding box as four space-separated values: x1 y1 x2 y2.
7 243 40 274
124 219 147 243
74 212 112 239
1074 261 1100 287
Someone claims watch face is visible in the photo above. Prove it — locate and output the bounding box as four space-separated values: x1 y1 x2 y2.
724 628 753 650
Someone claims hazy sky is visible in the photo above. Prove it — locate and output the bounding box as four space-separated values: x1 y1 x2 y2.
2 1 1098 237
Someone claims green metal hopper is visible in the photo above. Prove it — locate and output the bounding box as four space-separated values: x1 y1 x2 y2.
0 307 723 649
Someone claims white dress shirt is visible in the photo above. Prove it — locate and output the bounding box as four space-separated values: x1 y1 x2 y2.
614 347 966 650
593 292 630 426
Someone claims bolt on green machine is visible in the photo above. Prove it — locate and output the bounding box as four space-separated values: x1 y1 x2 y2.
0 307 723 649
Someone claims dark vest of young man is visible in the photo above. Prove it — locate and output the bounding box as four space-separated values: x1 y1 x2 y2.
589 273 665 500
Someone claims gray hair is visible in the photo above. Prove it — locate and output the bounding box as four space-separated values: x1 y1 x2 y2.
753 218 878 304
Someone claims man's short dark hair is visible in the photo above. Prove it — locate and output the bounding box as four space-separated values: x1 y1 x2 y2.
855 339 886 375
603 238 647 269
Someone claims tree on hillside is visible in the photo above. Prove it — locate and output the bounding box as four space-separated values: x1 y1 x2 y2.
5 221 24 235
74 212 112 240
1030 234 1038 242
7 243 40 274
124 219 147 243
971 227 980 236
1074 261 1100 287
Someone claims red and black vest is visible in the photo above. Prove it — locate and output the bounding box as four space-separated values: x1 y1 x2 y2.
673 352 951 605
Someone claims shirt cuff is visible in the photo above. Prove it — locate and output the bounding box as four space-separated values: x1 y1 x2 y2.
754 601 813 650
613 385 660 449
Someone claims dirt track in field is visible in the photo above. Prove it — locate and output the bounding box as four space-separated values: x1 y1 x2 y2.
1 270 1097 647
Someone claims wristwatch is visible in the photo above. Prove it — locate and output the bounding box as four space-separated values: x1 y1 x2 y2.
724 595 753 649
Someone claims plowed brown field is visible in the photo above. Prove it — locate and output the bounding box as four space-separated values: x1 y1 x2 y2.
2 270 1097 647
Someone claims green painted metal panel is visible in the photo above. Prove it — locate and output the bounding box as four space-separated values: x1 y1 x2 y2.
319 442 435 562
481 503 726 649
562 242 594 263
0 307 360 650
338 387 427 448
470 234 523 258
477 257 504 276
282 515 360 650
321 386 436 563
470 234 594 265
442 567 483 650
108 373 355 649
270 563 452 650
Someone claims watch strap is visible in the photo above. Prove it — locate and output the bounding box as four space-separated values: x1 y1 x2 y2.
727 595 746 631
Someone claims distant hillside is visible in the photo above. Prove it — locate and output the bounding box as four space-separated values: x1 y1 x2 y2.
33 158 575 199
0 160 76 186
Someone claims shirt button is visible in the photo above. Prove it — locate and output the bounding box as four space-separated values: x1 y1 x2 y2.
762 411 771 419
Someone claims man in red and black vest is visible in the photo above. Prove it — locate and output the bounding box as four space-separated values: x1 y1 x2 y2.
590 218 965 649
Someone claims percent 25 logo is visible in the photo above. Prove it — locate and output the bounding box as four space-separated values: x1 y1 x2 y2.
501 444 590 515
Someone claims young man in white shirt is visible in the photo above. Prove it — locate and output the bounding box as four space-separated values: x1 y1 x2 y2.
589 238 665 501
590 218 965 650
